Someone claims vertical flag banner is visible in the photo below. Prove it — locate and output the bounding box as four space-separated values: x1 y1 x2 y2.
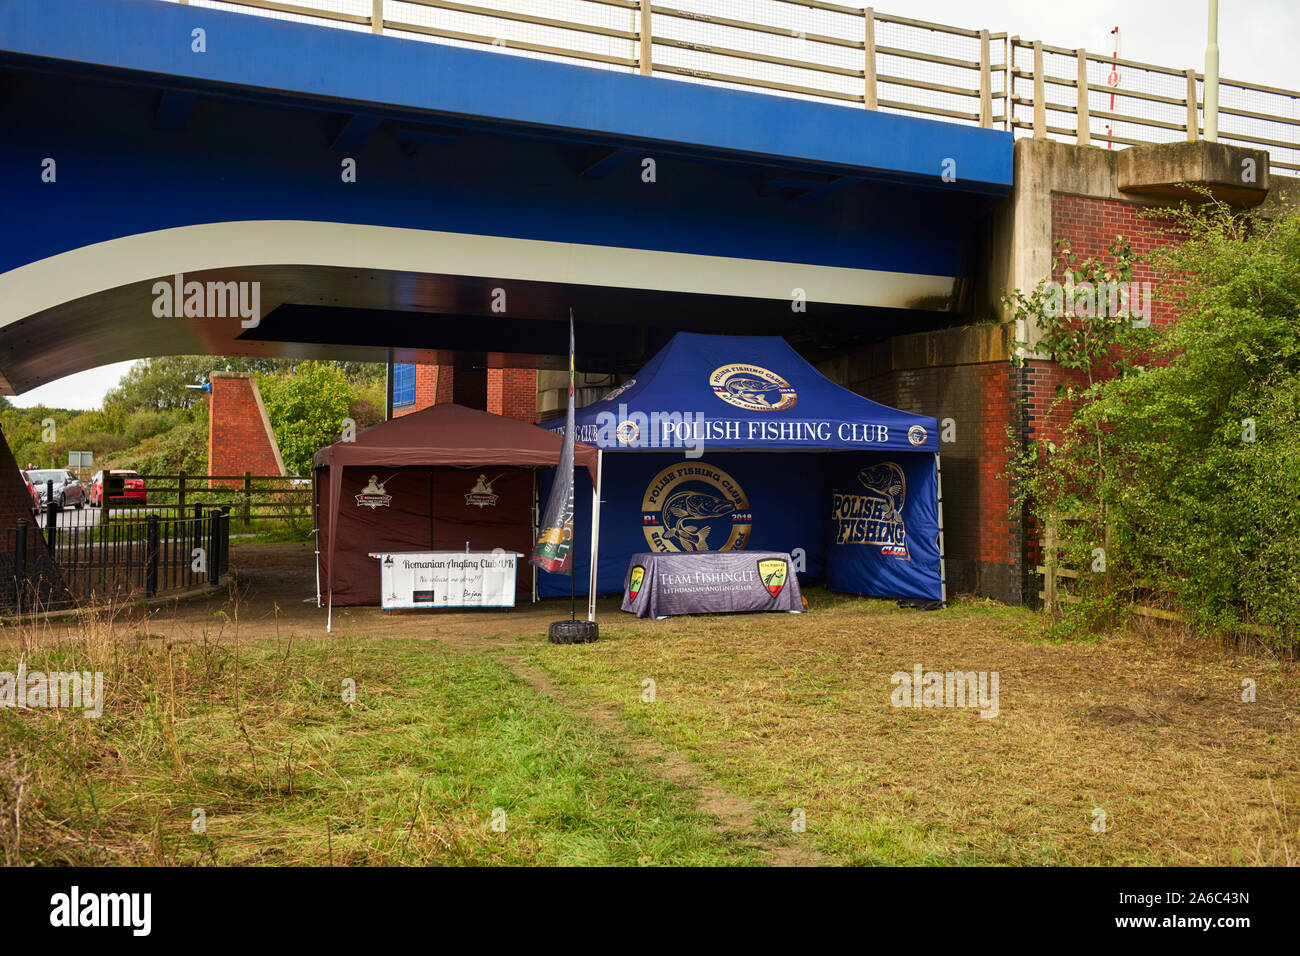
531 313 576 574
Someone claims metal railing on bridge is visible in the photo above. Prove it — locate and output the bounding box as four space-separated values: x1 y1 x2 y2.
162 0 1300 176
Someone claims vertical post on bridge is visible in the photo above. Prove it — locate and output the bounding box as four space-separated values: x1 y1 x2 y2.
1006 36 1015 132
863 8 878 110
1204 0 1219 141
979 30 992 128
1076 50 1091 147
1032 40 1046 139
639 0 652 76
587 450 603 623
14 519 27 616
45 481 57 554
145 513 160 598
371 0 383 35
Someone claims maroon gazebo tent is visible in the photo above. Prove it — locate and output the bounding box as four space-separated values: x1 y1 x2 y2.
312 403 599 627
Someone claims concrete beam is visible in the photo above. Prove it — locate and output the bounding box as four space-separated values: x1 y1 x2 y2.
1116 140 1270 207
814 322 1014 386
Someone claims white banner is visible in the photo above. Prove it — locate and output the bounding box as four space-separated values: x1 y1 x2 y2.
373 552 518 609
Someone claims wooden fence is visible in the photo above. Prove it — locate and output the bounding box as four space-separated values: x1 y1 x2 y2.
162 0 1300 176
110 473 311 524
1036 520 1278 639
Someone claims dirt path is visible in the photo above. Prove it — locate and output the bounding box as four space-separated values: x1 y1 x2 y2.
496 650 822 866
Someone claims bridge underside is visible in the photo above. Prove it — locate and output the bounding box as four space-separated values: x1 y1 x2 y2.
4 254 969 393
0 0 1010 394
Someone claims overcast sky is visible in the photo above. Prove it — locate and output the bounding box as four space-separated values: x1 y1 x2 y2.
10 0 1297 411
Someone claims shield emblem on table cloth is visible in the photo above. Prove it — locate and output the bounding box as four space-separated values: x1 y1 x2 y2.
627 565 646 602
757 559 788 599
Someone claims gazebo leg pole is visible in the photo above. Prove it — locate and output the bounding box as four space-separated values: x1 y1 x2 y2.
587 450 603 622
531 471 538 604
935 452 947 606
312 469 321 608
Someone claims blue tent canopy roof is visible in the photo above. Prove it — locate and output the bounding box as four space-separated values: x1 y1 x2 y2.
542 332 939 453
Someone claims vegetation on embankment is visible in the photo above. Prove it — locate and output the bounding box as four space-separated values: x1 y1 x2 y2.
1006 200 1300 650
3 358 384 477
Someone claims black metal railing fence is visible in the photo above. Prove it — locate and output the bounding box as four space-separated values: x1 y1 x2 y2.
2 507 230 614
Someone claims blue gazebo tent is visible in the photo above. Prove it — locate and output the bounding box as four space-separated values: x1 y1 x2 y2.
539 332 946 605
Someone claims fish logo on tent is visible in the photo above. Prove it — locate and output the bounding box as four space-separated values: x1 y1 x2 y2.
641 462 752 553
601 378 636 403
465 473 502 508
355 475 392 509
662 491 733 550
757 558 788 598
627 565 645 601
860 463 905 520
831 462 909 559
709 364 797 411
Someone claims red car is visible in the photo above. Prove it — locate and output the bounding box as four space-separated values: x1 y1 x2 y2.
89 469 147 507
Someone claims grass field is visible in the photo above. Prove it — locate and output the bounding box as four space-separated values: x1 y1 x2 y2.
1 544 1296 866
0 630 764 866
528 595 1299 865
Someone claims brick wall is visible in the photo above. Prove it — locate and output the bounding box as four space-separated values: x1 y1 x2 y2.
487 368 538 422
0 426 37 531
208 373 285 484
393 364 444 418
0 426 68 609
1050 194 1181 331
396 364 538 421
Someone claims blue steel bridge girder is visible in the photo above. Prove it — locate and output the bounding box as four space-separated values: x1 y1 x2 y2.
0 0 1012 395
0 0 1011 193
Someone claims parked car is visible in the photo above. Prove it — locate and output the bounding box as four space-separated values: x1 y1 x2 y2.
88 469 147 507
24 468 87 510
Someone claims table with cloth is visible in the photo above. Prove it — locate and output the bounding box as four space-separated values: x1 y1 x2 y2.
620 550 803 618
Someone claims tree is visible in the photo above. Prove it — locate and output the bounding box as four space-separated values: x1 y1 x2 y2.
103 356 384 413
256 362 357 475
105 357 227 412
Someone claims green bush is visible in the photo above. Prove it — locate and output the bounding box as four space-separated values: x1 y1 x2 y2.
123 408 173 445
119 412 209 476
1008 201 1300 649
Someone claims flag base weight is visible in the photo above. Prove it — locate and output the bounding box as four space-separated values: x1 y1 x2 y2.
548 619 599 644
